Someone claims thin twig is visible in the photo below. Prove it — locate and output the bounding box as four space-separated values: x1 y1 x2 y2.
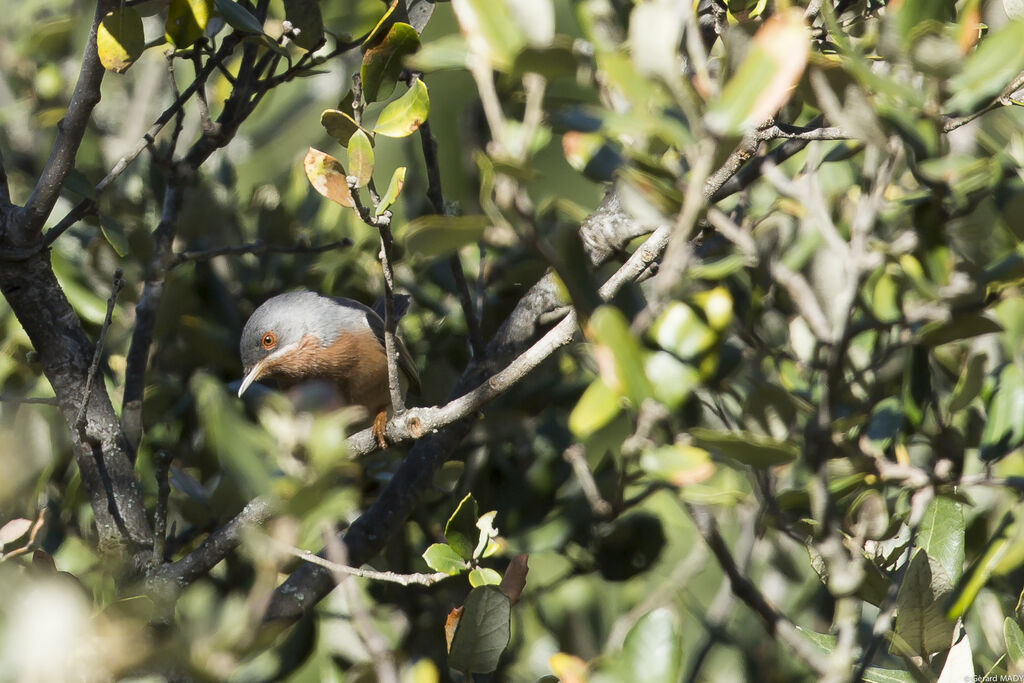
74 268 124 433
563 444 613 517
169 237 352 269
281 534 447 586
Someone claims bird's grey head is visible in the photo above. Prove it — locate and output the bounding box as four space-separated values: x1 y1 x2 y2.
237 290 371 397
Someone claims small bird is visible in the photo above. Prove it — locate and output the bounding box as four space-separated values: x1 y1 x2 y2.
237 290 420 447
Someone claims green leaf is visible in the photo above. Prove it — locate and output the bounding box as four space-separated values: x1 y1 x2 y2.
447 586 511 674
320 109 362 146
468 568 502 587
948 352 988 414
981 364 1024 461
450 0 525 70
422 543 467 575
376 166 406 216
644 351 700 409
621 608 681 683
97 7 145 73
648 301 717 360
689 427 799 467
283 0 324 51
917 496 965 583
569 377 622 438
916 313 1001 346
1007 618 1024 671
639 445 714 487
588 305 654 405
361 22 421 103
445 493 479 561
213 0 263 34
894 549 956 656
948 512 1014 618
346 129 374 188
192 373 276 497
403 215 488 257
165 0 212 48
373 79 430 138
947 20 1024 113
99 215 130 257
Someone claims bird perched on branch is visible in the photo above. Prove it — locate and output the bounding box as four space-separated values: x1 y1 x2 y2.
237 290 420 448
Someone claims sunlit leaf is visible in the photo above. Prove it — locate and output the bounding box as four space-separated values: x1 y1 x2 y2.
376 166 406 216
303 147 354 208
587 305 654 404
622 608 681 683
468 568 502 587
450 0 524 70
640 444 714 487
165 0 212 48
346 129 374 188
422 543 467 575
917 496 965 583
97 7 145 73
99 215 131 257
374 79 430 138
569 377 622 438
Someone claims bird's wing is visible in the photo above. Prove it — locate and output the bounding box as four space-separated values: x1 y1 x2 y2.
357 300 421 394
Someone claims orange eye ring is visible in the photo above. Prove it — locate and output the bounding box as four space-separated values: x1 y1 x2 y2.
261 332 277 350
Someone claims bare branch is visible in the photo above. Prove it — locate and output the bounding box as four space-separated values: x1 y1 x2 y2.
275 538 449 587
150 498 272 587
563 445 613 518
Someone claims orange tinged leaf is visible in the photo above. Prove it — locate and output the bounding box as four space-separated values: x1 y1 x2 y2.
499 553 529 605
303 147 354 208
444 606 463 652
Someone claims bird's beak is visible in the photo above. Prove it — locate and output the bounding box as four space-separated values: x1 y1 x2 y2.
238 358 270 398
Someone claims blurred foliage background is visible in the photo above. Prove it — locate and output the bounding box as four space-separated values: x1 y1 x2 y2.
5 0 1024 681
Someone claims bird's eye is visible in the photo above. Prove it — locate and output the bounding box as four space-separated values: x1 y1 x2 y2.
261 332 276 350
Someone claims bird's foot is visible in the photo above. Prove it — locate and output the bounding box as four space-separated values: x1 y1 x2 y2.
372 410 388 449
